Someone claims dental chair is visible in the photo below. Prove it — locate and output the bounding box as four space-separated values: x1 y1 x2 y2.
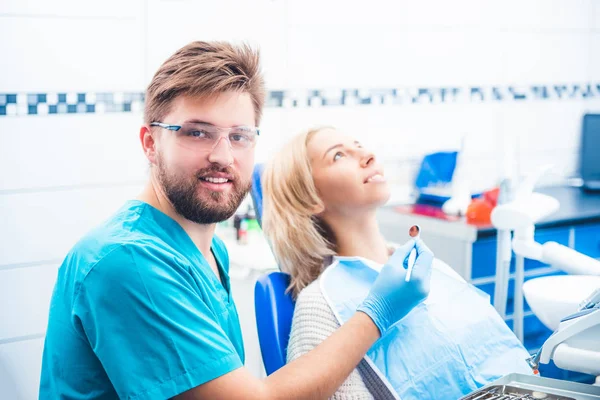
250 164 296 375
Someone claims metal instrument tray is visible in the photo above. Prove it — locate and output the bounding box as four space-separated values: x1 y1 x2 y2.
460 374 600 400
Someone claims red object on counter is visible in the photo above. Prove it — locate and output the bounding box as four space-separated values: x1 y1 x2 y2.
483 187 500 207
465 198 494 224
394 186 501 227
395 204 461 221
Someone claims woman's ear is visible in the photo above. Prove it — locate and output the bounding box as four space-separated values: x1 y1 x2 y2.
311 203 325 215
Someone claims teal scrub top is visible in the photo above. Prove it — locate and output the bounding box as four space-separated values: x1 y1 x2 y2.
39 200 244 399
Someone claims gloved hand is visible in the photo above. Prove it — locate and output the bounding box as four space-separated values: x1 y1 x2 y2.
357 239 434 336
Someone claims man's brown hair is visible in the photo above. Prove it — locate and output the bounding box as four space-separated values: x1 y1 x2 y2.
144 41 265 126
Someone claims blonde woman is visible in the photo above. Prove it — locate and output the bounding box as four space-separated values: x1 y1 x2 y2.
263 126 398 399
262 127 531 399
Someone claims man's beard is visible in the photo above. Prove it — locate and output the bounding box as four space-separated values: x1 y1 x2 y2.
156 159 251 225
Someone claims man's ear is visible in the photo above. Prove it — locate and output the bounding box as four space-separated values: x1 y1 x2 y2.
140 125 158 165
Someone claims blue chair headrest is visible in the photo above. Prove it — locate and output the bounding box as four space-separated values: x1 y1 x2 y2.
250 164 265 227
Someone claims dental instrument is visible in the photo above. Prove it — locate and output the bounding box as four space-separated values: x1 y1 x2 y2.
406 225 420 282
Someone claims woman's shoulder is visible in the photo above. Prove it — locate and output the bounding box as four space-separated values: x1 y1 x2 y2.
292 278 339 331
295 279 330 312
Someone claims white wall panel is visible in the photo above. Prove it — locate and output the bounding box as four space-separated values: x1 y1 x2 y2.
0 338 44 400
582 99 600 116
0 0 141 17
498 102 586 154
590 34 600 80
387 1 502 30
500 33 590 84
287 0 404 27
0 15 144 92
492 0 592 32
0 264 59 340
285 27 504 88
253 108 291 164
145 0 287 88
459 156 502 193
0 113 147 191
286 0 592 33
0 185 143 267
593 2 600 31
517 149 580 185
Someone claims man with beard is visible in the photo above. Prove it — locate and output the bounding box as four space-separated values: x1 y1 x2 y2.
39 41 434 400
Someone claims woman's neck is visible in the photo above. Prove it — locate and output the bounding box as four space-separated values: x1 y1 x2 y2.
325 211 390 265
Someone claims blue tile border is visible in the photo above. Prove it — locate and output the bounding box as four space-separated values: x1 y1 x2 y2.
0 83 598 117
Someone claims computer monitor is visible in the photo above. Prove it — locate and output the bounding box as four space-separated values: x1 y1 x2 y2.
581 114 600 191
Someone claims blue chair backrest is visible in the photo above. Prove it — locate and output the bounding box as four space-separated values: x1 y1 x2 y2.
254 272 295 375
250 164 296 375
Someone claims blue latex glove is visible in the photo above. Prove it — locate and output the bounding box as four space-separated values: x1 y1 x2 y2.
357 239 434 335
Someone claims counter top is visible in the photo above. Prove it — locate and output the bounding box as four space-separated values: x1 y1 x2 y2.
381 186 600 241
477 186 600 238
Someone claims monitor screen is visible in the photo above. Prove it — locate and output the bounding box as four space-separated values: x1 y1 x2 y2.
581 114 600 181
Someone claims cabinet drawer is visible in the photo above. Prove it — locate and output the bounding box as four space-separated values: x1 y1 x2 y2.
471 238 497 279
574 224 600 259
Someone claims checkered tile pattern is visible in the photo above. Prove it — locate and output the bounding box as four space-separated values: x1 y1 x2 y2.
0 83 598 117
0 92 145 117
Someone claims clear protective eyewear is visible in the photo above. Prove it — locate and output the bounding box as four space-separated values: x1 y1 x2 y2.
150 121 260 152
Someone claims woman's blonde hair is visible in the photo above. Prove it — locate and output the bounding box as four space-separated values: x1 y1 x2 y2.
262 127 336 298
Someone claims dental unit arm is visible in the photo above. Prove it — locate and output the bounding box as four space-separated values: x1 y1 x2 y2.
491 167 600 376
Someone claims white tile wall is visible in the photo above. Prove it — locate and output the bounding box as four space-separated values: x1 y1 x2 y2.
498 101 588 154
1 0 599 398
499 32 590 84
0 185 143 267
590 34 600 80
285 24 506 88
0 14 145 92
593 2 600 31
0 338 44 400
144 0 288 88
0 113 147 191
492 0 592 32
0 264 59 340
0 0 142 18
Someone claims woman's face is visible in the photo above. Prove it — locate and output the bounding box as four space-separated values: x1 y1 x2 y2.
307 128 391 215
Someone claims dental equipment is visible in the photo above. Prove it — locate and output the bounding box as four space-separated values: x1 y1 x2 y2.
527 288 600 377
461 373 600 400
491 166 559 341
491 167 600 378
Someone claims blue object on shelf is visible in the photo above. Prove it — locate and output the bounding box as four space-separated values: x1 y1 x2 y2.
415 151 458 189
415 151 458 204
